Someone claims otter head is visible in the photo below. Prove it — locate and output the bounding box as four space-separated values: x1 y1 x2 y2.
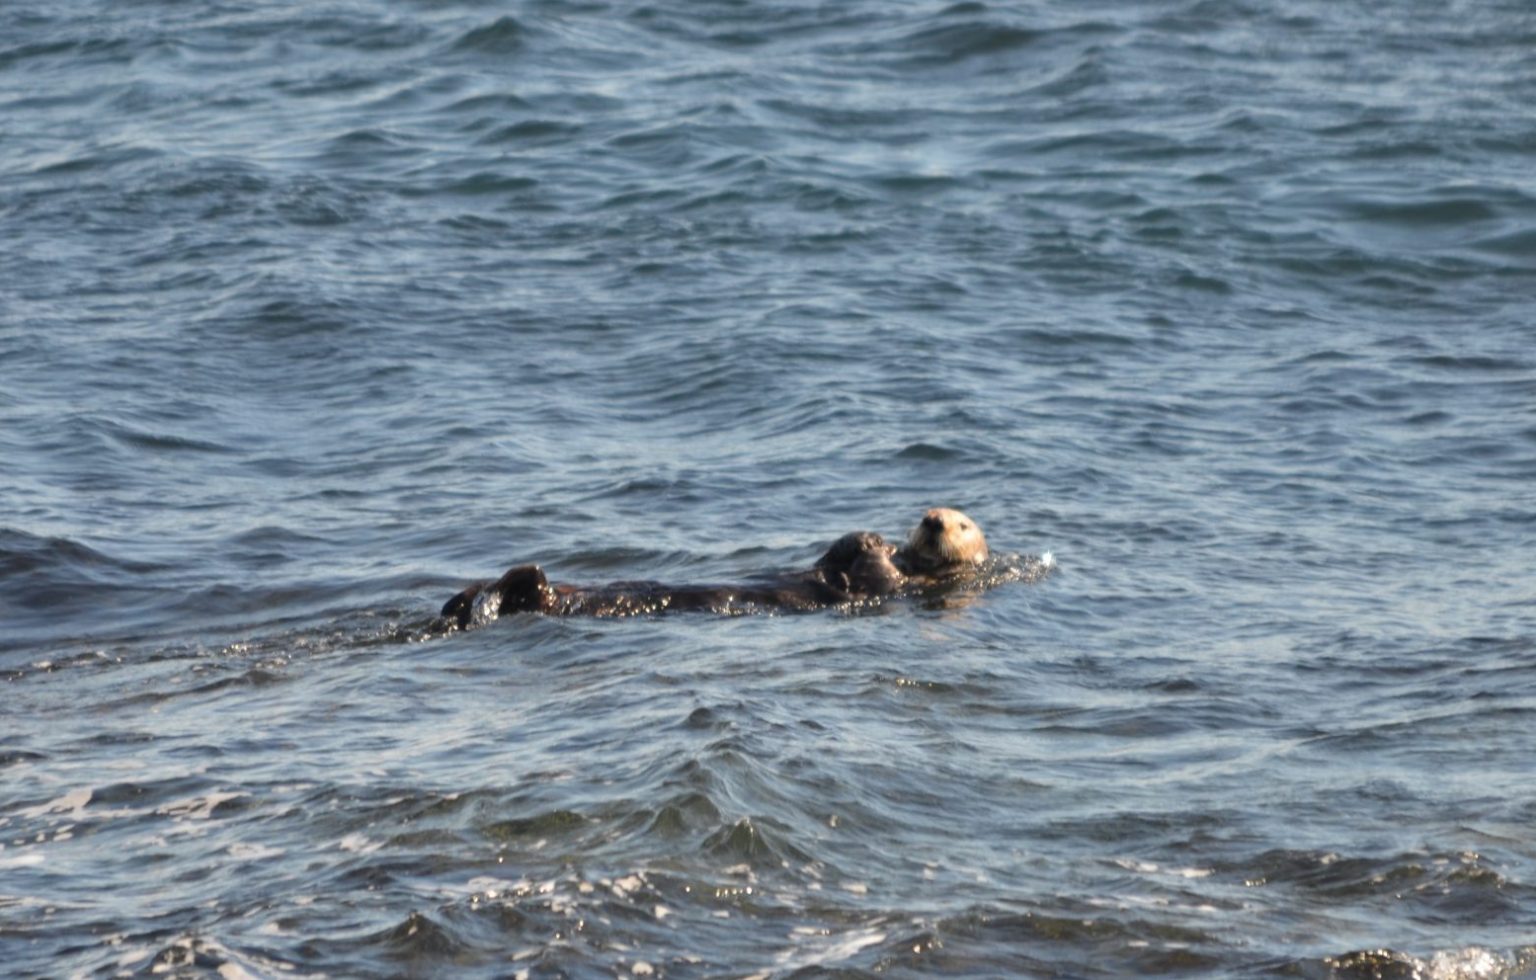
491 564 556 614
845 545 906 595
815 531 905 596
816 531 891 575
900 507 988 575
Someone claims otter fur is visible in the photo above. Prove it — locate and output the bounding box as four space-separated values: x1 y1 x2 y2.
440 529 905 627
440 508 989 627
895 507 988 578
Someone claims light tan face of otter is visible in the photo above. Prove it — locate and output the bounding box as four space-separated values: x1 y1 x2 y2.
906 507 988 570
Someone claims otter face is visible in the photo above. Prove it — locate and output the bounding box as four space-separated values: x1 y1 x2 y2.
846 546 906 595
902 507 988 573
816 531 892 573
815 531 905 597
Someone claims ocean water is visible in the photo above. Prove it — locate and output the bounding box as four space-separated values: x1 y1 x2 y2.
4 0 1536 976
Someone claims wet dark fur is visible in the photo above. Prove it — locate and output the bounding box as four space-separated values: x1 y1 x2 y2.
441 530 905 627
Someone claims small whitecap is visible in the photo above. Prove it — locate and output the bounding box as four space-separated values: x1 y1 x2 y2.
1424 947 1514 980
157 792 243 821
18 788 92 820
337 833 381 853
116 947 153 969
464 875 516 896
611 873 643 894
216 959 260 980
0 851 46 869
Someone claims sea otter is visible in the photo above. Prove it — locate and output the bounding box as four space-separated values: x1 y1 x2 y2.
439 508 989 627
895 507 989 579
440 530 906 627
814 530 907 595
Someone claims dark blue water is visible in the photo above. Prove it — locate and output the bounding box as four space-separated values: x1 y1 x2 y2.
4 1 1536 976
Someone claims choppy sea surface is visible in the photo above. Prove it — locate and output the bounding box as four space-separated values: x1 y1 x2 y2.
4 1 1536 976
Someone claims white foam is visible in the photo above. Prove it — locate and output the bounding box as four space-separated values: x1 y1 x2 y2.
17 788 92 821
471 588 502 625
1423 947 1521 980
157 792 243 822
337 833 381 854
611 873 644 896
0 851 46 869
773 925 888 971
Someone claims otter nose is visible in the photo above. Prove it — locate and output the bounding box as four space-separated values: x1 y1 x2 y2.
921 513 944 531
